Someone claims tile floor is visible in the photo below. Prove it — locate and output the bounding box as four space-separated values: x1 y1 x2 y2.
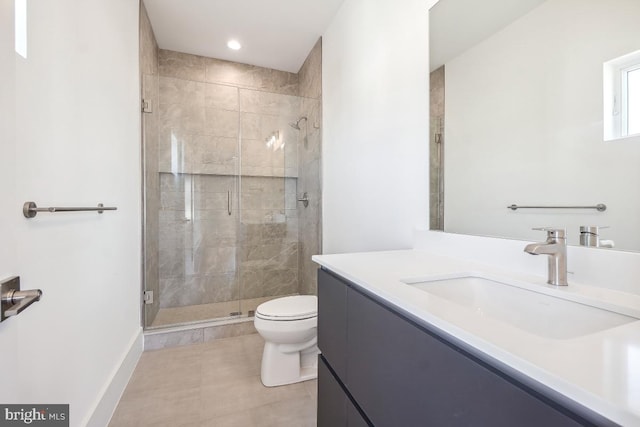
109 333 317 427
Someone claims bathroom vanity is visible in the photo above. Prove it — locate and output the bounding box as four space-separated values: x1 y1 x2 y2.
314 250 640 426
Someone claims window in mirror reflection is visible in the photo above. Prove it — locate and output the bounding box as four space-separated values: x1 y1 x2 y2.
15 0 27 58
627 67 640 135
604 50 640 140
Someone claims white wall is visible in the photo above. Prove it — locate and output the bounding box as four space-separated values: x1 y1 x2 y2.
0 1 142 425
0 0 19 410
0 2 16 268
322 0 435 254
444 0 640 250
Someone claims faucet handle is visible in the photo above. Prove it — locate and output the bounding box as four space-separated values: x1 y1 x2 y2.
579 225 613 248
532 227 566 240
579 225 609 234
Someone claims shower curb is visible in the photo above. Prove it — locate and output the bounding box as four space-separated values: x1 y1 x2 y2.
143 317 257 351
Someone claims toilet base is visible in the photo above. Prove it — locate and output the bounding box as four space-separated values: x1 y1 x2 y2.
260 342 319 387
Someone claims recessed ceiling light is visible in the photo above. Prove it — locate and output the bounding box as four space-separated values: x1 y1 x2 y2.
227 40 242 50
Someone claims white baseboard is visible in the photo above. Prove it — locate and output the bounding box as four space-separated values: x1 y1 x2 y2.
84 328 143 427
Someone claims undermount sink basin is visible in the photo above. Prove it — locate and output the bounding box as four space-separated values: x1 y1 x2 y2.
402 274 637 339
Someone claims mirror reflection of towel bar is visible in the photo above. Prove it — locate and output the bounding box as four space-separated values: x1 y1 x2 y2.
23 201 118 218
507 204 606 212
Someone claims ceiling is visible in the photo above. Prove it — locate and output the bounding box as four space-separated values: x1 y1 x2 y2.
429 0 546 71
143 0 345 73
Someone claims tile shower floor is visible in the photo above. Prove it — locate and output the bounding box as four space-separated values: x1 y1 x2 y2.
151 295 297 328
109 333 317 426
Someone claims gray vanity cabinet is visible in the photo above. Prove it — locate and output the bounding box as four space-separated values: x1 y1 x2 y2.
317 357 347 426
318 268 348 379
318 355 369 427
317 268 610 427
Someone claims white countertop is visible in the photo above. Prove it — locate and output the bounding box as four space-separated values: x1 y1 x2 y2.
313 249 640 426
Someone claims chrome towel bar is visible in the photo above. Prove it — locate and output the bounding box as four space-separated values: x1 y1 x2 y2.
507 204 606 212
23 201 117 218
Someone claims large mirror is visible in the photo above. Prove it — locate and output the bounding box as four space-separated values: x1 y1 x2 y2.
429 0 640 252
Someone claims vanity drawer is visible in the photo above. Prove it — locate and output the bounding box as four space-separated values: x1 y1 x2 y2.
318 355 370 427
318 269 348 379
318 355 347 427
317 268 609 427
346 286 587 427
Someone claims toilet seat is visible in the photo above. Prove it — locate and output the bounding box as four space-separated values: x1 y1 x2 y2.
256 295 317 321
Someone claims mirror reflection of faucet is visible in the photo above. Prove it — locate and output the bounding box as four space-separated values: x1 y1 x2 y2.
524 228 568 286
580 226 615 248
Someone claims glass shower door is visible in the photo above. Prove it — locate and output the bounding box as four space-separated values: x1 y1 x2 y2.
143 77 243 328
142 61 321 327
237 89 302 316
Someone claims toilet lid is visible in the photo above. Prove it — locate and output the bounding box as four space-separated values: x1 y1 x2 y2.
256 296 317 320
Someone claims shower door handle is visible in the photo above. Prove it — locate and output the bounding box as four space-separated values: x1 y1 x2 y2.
227 191 232 216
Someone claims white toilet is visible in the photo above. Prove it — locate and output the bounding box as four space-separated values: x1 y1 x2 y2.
254 295 319 387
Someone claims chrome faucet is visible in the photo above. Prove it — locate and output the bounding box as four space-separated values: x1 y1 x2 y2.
524 228 568 286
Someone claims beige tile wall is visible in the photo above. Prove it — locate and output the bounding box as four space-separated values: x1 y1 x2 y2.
155 49 309 312
158 173 300 308
296 39 323 296
156 54 301 179
158 49 299 95
298 39 322 100
158 49 299 96
430 66 445 230
143 37 323 324
238 176 299 301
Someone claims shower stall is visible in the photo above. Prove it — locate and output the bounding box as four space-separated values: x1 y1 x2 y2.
430 65 445 231
140 38 322 331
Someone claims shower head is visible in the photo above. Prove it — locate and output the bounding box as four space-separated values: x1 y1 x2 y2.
289 116 308 130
